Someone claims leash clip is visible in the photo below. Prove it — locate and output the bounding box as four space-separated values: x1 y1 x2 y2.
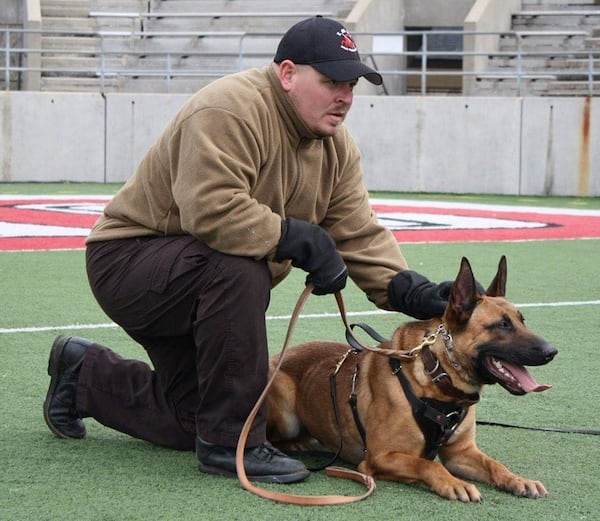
406 328 439 358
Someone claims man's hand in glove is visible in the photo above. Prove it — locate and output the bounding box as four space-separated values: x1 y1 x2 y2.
275 217 347 295
387 270 453 319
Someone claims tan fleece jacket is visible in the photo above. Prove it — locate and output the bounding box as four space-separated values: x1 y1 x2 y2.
87 65 407 309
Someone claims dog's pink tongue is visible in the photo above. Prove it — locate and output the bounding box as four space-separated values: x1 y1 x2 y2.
503 360 552 392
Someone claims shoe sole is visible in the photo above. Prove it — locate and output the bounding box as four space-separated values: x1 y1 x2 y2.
198 462 310 484
43 335 85 440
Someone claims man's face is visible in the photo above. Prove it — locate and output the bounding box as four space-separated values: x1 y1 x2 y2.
278 62 357 138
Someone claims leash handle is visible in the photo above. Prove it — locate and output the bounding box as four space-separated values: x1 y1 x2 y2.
345 323 388 351
236 284 376 505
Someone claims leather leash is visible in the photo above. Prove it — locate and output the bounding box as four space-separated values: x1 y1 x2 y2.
235 284 376 505
334 292 420 362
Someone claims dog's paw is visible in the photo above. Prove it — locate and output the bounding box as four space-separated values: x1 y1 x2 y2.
502 477 548 499
436 479 483 502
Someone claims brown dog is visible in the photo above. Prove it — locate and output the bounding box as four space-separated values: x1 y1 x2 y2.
267 256 557 502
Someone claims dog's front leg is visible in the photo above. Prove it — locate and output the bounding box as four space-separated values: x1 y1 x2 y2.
441 444 548 499
359 453 483 502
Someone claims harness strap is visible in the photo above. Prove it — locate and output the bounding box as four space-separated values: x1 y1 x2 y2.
389 357 468 460
348 363 368 451
323 351 367 471
306 371 346 472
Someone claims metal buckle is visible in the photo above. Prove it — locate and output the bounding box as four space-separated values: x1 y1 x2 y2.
425 358 441 376
432 371 449 384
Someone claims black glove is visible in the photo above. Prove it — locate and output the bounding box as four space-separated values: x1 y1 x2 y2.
387 270 453 320
275 217 348 295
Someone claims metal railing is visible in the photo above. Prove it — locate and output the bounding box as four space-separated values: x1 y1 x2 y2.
1 27 598 95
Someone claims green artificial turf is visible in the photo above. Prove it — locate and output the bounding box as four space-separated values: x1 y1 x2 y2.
1 185 599 520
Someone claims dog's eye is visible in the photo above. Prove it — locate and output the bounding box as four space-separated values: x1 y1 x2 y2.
488 315 514 331
496 317 514 330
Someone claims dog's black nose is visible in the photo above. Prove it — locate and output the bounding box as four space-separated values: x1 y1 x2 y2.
543 344 558 362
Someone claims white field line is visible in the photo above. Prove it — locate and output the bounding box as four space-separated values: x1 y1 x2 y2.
1 300 599 335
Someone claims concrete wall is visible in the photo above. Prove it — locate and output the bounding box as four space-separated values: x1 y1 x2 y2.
347 96 522 193
0 0 22 24
0 91 598 196
105 94 190 182
404 0 475 27
347 96 598 196
0 92 105 183
23 0 42 91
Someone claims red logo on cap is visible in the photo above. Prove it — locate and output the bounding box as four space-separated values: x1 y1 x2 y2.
337 29 358 53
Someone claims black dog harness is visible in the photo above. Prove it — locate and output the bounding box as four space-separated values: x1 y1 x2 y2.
388 357 469 460
329 323 477 463
340 357 470 462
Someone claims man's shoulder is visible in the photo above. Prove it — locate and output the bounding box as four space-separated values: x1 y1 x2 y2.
189 68 271 109
164 69 271 132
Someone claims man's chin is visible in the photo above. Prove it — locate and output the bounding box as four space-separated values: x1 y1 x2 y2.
315 124 340 138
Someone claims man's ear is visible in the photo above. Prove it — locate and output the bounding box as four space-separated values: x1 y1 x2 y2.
276 60 297 92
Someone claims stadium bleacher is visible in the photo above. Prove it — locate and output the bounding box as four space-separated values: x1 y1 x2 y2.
36 0 353 92
2 0 599 95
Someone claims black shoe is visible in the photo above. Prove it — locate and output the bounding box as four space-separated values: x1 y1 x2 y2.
196 437 310 484
43 335 90 439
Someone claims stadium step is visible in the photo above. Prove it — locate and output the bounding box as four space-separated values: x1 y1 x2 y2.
38 0 354 92
477 2 600 96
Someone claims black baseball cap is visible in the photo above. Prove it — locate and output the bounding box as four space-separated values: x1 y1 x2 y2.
274 16 383 86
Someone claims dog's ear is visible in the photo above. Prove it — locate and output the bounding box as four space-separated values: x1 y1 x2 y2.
486 255 507 297
445 257 479 325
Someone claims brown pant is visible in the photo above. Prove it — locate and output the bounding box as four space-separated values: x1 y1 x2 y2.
79 236 271 450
